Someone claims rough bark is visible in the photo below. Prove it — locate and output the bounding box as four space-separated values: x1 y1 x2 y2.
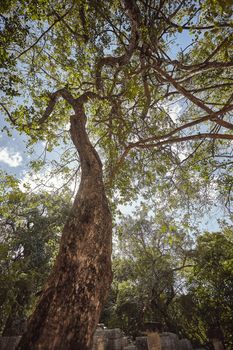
17 104 112 350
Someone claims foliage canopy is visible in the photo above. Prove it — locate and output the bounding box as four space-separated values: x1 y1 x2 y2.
1 0 232 213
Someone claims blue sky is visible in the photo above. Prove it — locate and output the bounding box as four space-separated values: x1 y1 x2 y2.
0 116 42 177
0 118 28 175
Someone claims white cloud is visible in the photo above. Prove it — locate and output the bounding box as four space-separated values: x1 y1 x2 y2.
164 102 183 123
0 147 23 167
171 144 187 161
19 168 78 194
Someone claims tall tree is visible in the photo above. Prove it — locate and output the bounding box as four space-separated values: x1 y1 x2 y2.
1 0 232 348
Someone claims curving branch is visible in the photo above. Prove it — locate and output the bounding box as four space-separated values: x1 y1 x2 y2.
95 0 141 91
154 65 215 113
38 88 76 125
153 65 233 131
37 88 120 125
164 83 233 97
158 11 232 31
109 104 233 184
168 60 233 73
133 133 233 149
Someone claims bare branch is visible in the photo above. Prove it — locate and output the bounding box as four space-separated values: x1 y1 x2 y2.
16 7 73 60
154 65 233 132
165 83 233 97
0 103 16 124
133 133 233 149
52 8 88 42
95 0 140 91
214 117 233 131
159 12 232 31
161 60 233 78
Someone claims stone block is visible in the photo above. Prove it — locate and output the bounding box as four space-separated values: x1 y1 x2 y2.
160 332 179 350
179 338 193 350
105 328 122 339
112 339 122 350
147 332 161 350
92 334 108 350
136 336 148 350
212 339 224 350
106 338 122 350
95 336 106 350
95 329 107 337
122 336 129 348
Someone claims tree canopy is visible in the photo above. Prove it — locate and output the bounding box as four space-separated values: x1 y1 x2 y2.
102 213 233 348
1 0 232 210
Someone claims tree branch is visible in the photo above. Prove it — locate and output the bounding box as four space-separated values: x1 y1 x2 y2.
159 12 232 31
95 0 140 91
52 8 88 42
153 65 233 131
0 103 16 124
166 60 233 77
133 133 233 149
16 7 73 59
214 117 233 131
36 89 120 126
154 66 213 112
165 83 233 97
38 88 76 125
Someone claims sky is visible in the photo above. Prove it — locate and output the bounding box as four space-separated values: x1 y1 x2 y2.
0 117 42 177
0 120 28 175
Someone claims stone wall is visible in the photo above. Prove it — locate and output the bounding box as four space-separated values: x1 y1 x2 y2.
92 325 207 350
0 326 207 350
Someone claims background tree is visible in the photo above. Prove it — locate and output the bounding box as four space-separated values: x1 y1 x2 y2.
0 0 232 348
184 228 233 349
0 171 71 336
101 209 194 337
102 213 233 349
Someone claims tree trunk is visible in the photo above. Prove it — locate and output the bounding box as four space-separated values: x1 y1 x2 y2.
17 105 112 350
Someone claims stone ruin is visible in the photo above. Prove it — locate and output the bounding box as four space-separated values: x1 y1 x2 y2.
0 324 217 350
92 324 207 350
